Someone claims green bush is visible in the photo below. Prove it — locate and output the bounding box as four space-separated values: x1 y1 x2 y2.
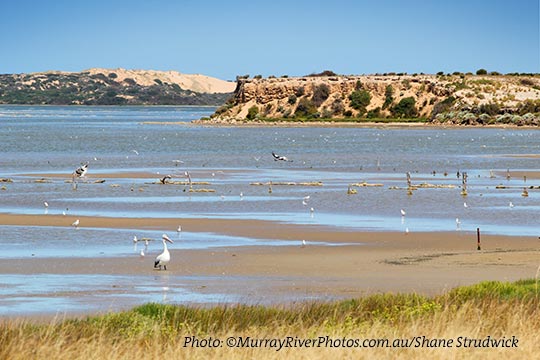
383 85 394 109
247 105 259 120
295 98 318 117
478 102 500 116
391 97 417 118
349 89 371 111
476 68 488 75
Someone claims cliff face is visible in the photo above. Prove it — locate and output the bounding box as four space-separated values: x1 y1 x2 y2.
210 74 540 125
0 68 235 105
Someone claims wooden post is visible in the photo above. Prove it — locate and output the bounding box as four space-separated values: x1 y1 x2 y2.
477 228 481 251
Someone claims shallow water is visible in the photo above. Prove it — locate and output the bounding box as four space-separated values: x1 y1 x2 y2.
1 105 540 315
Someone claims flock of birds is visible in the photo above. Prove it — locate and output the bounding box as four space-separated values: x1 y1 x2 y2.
42 150 532 270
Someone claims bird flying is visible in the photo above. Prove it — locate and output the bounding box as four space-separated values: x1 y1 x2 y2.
272 152 292 162
73 162 89 178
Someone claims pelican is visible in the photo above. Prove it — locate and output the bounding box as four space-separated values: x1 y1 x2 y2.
154 234 174 270
71 219 80 228
400 209 406 217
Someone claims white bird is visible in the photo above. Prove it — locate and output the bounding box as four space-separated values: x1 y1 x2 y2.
144 238 149 246
272 152 292 162
140 249 145 257
301 239 306 247
302 200 308 206
132 149 139 155
71 219 80 228
456 218 461 230
154 234 174 270
405 227 409 235
133 235 138 244
177 225 182 233
310 207 314 213
62 210 66 216
303 195 311 201
464 202 468 208
400 209 406 217
509 201 514 208
44 201 49 208
73 162 89 178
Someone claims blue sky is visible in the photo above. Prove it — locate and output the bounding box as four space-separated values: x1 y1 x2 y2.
1 0 538 80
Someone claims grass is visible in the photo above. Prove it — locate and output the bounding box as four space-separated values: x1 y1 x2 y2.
254 117 427 124
1 279 539 359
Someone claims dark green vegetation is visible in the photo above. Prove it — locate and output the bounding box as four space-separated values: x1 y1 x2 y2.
0 72 232 105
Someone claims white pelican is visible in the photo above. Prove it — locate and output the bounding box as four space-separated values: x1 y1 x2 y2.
154 234 174 270
71 219 80 228
400 209 406 217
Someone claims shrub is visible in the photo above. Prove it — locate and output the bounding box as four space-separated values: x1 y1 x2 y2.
478 102 500 116
383 85 394 109
108 73 118 79
430 96 455 119
247 105 259 120
367 107 381 119
306 70 337 77
288 94 297 105
312 84 330 106
391 97 417 118
476 68 488 75
343 110 353 117
331 98 344 115
295 86 305 97
354 80 363 90
254 75 262 79
295 98 317 117
349 89 371 111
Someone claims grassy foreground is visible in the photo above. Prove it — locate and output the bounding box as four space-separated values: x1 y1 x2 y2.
1 279 539 359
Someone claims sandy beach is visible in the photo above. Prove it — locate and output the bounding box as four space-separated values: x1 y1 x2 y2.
1 213 539 306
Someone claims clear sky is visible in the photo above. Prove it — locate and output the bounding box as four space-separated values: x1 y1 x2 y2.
1 0 538 80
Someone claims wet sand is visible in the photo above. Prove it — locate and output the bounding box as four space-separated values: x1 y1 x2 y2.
1 213 539 301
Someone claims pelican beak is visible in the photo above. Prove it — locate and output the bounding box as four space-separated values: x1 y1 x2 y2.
162 234 174 243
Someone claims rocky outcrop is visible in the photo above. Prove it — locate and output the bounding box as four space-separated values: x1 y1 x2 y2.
208 74 540 125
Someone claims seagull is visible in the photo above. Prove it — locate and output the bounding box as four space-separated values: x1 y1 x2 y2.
301 239 306 247
302 200 308 206
405 227 409 235
464 202 468 208
44 201 49 208
133 235 138 244
310 207 314 213
400 209 406 217
140 249 145 257
73 162 89 178
177 225 182 233
154 234 174 270
253 156 261 162
131 149 139 155
272 152 292 162
71 219 80 228
509 201 514 208
303 195 310 201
